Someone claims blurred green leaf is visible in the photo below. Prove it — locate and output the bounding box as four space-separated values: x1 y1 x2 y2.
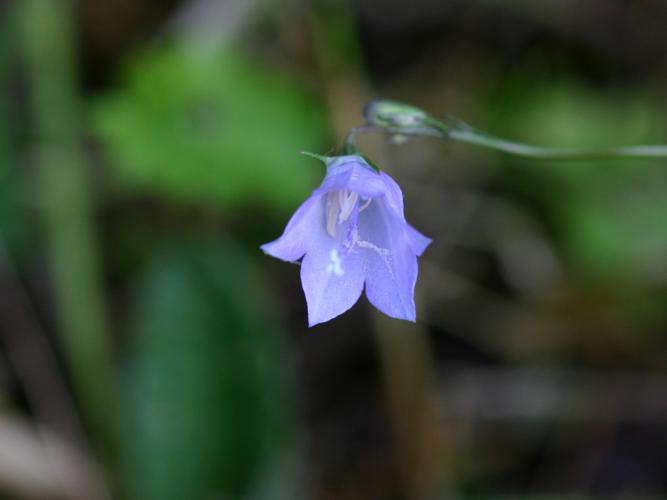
124 238 294 500
485 76 666 148
93 46 328 211
565 178 667 281
483 77 667 282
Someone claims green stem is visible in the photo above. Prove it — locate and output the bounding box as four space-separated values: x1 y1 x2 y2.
361 99 667 161
448 128 667 161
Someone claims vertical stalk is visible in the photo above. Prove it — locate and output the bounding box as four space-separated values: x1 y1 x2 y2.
19 0 117 462
371 313 455 498
308 0 373 147
309 2 455 497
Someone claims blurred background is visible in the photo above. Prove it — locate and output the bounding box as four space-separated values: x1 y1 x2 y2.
1 0 667 498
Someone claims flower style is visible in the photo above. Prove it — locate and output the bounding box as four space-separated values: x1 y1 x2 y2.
261 155 431 326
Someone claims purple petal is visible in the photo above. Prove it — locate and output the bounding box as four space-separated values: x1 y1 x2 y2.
262 154 430 327
381 171 431 255
356 198 418 322
379 171 405 216
314 158 387 200
404 224 431 256
300 220 365 327
261 194 322 262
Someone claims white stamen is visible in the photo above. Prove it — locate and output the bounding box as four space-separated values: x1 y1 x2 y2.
338 191 359 224
358 198 372 213
325 189 361 238
325 192 339 237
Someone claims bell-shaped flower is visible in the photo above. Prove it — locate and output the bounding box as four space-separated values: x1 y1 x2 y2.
261 155 431 326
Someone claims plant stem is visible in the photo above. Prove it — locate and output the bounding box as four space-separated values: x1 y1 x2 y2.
360 99 667 162
448 127 667 161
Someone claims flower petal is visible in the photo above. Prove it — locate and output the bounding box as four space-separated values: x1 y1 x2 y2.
261 194 322 262
379 171 405 216
262 154 430 327
300 226 365 327
314 158 387 200
404 224 431 256
356 198 418 322
380 171 431 255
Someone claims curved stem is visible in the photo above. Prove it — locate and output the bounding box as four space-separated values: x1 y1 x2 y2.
342 125 376 153
448 128 667 161
360 99 667 161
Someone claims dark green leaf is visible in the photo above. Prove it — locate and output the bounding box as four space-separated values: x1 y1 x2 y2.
123 238 294 499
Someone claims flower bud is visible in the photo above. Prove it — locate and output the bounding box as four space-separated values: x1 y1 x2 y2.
364 99 445 136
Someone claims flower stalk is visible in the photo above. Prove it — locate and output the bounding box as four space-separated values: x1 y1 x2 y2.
358 99 667 161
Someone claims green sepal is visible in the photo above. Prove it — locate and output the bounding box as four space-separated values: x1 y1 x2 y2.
301 150 380 174
360 154 381 174
341 141 360 156
300 151 330 163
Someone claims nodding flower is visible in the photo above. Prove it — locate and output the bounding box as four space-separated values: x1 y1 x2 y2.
261 155 431 327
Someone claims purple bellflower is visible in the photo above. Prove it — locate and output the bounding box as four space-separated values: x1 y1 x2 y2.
261 155 431 327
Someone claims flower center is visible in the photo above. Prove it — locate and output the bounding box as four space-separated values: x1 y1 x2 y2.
325 190 372 237
325 190 357 237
